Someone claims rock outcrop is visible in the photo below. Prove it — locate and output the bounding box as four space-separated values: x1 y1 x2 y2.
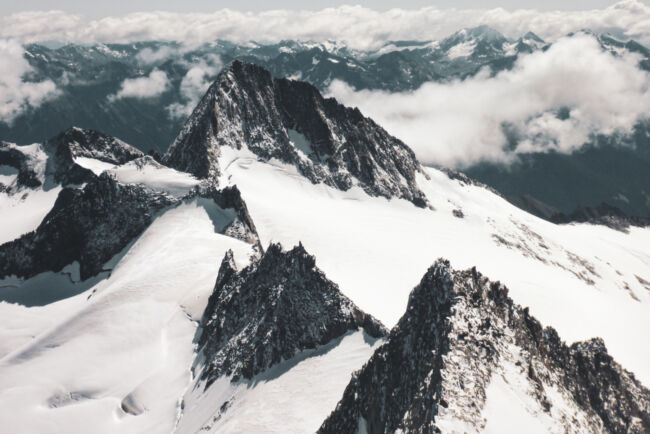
0 173 172 280
319 259 650 433
196 243 387 386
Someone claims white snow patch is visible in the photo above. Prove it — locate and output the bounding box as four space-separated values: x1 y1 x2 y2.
0 185 62 244
287 128 314 157
447 40 476 59
481 365 558 433
109 158 200 197
73 157 117 175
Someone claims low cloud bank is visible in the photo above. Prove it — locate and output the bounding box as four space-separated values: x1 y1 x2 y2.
109 69 169 101
0 39 59 124
167 55 222 120
328 34 650 168
1 1 650 50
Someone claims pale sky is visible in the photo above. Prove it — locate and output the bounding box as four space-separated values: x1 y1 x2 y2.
0 0 638 17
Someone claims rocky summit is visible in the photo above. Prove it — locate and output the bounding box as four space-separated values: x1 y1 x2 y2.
165 60 428 207
195 242 387 386
319 259 650 434
44 127 143 185
0 173 173 281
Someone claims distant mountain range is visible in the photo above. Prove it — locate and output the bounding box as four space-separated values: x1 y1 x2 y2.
2 26 650 218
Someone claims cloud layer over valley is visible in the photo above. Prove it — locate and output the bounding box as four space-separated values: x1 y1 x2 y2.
328 34 650 168
0 40 59 123
1 1 650 50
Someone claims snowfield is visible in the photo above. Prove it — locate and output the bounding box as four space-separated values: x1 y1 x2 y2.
217 146 650 388
176 331 382 434
0 135 649 433
0 199 252 433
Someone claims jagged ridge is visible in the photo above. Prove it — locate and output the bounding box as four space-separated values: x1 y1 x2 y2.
0 173 173 280
45 126 143 184
319 259 650 433
196 242 387 385
165 60 428 207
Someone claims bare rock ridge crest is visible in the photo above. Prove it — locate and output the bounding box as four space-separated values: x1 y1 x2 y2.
194 243 387 386
165 60 428 207
318 259 650 434
0 127 261 283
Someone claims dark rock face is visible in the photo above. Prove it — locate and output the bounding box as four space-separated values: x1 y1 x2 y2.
0 173 172 280
0 141 42 188
196 243 387 385
45 127 143 185
550 202 650 232
166 60 428 207
192 184 262 251
319 260 650 434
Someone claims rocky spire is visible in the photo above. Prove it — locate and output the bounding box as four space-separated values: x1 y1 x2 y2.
165 60 428 207
196 242 387 386
319 259 650 433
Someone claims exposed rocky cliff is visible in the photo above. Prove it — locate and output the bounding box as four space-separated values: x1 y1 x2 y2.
44 126 143 185
195 243 387 386
165 60 428 207
0 173 172 280
319 259 650 433
0 141 44 188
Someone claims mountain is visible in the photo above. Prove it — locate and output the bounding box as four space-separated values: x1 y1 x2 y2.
166 60 428 206
2 29 649 219
176 243 386 433
0 172 173 281
0 27 549 153
0 61 649 433
196 243 386 384
319 260 650 433
0 126 261 305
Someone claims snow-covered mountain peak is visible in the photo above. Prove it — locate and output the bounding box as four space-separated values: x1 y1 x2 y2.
454 25 508 43
165 60 428 207
522 31 545 44
319 259 650 433
438 26 515 61
195 241 387 386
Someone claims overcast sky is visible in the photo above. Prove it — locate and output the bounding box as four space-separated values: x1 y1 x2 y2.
0 0 640 17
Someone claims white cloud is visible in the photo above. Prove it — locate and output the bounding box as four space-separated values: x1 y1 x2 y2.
1 1 650 50
167 55 222 120
109 69 169 100
327 34 650 168
0 39 59 124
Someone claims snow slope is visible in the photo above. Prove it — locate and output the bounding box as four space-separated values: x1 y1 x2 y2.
216 146 650 387
177 331 382 434
0 186 62 244
0 199 253 434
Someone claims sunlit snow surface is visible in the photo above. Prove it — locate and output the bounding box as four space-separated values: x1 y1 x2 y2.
0 200 252 433
0 145 649 433
176 331 382 434
218 147 650 388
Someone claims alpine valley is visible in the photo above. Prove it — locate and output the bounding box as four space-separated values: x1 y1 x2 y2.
1 48 650 434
